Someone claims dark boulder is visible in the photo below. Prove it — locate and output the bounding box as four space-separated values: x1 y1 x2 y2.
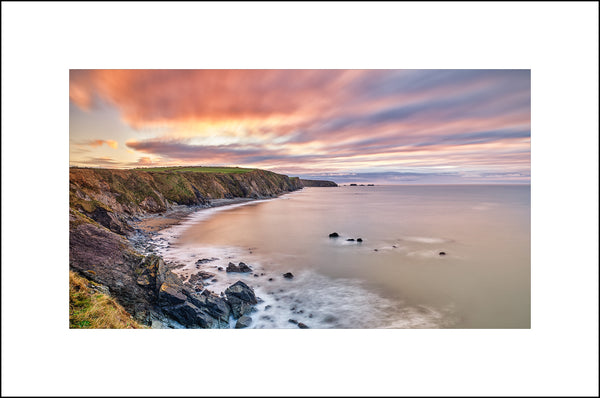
162 302 217 329
195 257 218 265
297 322 309 329
288 319 298 324
439 252 446 256
283 272 294 279
346 238 355 241
356 238 363 242
329 232 339 238
226 262 252 273
158 282 187 306
225 281 258 319
183 290 230 325
235 315 252 329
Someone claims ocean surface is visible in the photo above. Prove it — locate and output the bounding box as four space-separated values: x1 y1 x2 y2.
152 185 530 329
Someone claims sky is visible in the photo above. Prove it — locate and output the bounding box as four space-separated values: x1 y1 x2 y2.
69 69 530 184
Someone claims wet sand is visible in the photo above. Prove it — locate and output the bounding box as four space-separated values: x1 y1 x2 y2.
131 198 257 234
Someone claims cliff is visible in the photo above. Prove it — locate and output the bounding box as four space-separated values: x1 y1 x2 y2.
70 167 304 235
69 166 307 328
300 179 338 187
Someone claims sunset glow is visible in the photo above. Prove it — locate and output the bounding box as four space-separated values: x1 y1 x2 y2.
69 69 530 184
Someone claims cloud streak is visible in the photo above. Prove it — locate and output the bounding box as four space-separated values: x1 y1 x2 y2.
70 70 530 183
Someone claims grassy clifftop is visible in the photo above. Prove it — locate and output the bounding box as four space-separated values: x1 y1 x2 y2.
69 167 304 234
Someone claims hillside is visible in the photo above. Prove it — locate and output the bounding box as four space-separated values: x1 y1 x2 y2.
300 179 338 187
68 166 336 328
70 167 304 235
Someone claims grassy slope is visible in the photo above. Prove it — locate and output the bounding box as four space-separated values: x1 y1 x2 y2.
69 271 146 329
133 166 255 173
69 167 303 216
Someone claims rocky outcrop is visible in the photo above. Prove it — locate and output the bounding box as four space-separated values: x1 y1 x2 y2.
235 316 252 329
225 281 258 319
300 179 338 187
226 262 253 273
70 209 260 328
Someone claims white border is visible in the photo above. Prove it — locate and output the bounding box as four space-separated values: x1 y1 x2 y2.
2 2 598 396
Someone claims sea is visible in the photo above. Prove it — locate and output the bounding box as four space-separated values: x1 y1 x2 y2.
150 185 530 329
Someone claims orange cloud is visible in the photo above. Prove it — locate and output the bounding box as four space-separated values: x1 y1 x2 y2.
86 139 118 149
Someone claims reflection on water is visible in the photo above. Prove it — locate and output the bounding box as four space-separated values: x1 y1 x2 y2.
156 185 530 328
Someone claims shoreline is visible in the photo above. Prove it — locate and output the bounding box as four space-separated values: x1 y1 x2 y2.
130 197 259 235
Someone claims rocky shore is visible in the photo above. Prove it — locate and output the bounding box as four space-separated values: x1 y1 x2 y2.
69 167 336 328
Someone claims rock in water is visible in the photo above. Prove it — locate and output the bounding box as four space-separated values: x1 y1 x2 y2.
346 238 355 242
235 316 252 329
226 262 252 273
225 281 258 319
283 272 294 279
329 232 339 238
237 262 252 272
439 252 446 256
297 322 309 329
288 319 298 324
356 238 363 242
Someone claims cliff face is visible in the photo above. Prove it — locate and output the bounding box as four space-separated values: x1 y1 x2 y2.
300 179 338 187
68 166 331 328
70 167 303 234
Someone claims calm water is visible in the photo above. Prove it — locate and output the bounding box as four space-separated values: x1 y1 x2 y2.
153 185 530 328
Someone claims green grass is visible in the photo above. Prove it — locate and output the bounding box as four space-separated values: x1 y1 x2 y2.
69 271 146 329
136 166 255 174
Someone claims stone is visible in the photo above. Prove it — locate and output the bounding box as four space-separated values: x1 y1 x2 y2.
268 278 274 282
346 238 355 241
297 322 309 329
283 272 294 279
235 316 252 329
329 232 339 238
183 290 230 324
356 238 363 242
158 282 187 306
288 319 298 324
195 257 219 265
225 281 258 319
162 302 217 329
226 262 252 273
439 252 446 256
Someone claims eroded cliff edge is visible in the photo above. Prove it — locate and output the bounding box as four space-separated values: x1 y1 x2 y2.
69 167 335 328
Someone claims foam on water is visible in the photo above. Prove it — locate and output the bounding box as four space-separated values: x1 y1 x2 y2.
148 199 457 329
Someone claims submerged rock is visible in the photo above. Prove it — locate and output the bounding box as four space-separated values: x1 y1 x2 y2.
283 272 294 279
297 322 309 329
356 238 363 242
329 232 339 238
439 252 446 256
346 238 355 242
288 319 298 324
235 316 252 329
195 257 219 265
